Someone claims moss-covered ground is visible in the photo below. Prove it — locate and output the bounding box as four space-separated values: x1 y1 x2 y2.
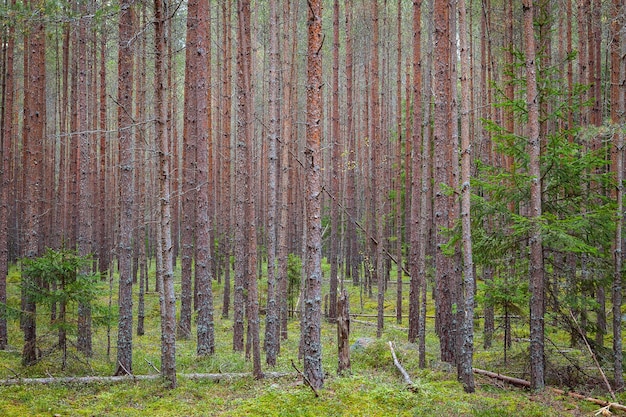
0 261 620 416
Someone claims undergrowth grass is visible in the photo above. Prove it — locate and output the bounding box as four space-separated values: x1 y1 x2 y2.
0 261 616 416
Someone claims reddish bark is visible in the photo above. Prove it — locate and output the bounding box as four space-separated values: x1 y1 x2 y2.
523 0 545 391
302 0 324 390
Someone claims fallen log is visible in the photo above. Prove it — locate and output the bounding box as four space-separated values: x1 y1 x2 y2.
0 371 292 387
473 368 626 414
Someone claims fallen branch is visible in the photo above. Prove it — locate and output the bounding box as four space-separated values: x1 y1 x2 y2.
0 372 291 387
569 310 616 401
473 368 626 414
291 359 319 398
388 342 418 392
472 368 530 388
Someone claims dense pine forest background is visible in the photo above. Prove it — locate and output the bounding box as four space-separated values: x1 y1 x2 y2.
0 0 625 410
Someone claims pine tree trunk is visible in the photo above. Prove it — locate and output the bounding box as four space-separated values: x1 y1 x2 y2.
0 0 16 351
328 0 340 324
180 0 200 340
408 0 422 344
457 0 475 392
155 0 176 388
76 3 93 356
433 0 456 365
523 0 545 391
195 0 215 357
344 0 359 287
115 0 135 376
220 0 232 319
264 0 280 366
302 0 324 390
610 0 624 390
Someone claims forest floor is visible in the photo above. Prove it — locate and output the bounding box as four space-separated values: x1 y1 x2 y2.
0 263 623 416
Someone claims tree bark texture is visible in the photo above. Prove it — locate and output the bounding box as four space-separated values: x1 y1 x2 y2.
155 0 177 388
115 0 135 376
194 0 215 358
523 0 546 391
457 0 475 393
265 0 280 366
433 0 456 365
0 0 16 351
302 0 324 390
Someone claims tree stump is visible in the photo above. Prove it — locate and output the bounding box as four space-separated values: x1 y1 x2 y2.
337 290 351 374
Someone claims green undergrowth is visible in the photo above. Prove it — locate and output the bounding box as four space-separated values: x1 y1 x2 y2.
0 262 617 416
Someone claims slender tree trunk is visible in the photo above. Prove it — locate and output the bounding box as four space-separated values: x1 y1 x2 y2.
237 0 262 378
180 0 200 340
264 0 280 366
0 0 16 351
76 3 93 356
221 0 233 319
154 0 176 388
344 0 359 287
195 0 215 357
457 0 475 392
395 0 403 325
278 0 296 341
408 0 422 344
418 0 433 369
523 0 545 391
370 0 386 340
433 0 456 364
233 0 248 353
302 0 324 390
22 0 46 366
115 0 136 376
610 0 624 390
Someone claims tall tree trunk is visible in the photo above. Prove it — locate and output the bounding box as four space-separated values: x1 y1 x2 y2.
344 0 359 287
233 0 248 353
371 0 385 340
221 0 233 319
154 0 176 388
457 0 475 392
237 0 262 379
22 0 46 366
433 0 456 365
264 0 280 366
610 0 624 390
180 0 200 340
523 0 545 391
408 0 422 344
328 0 341 324
278 0 296 341
115 0 136 376
0 0 16 351
302 0 324 390
395 0 404 325
76 2 93 356
195 0 215 357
